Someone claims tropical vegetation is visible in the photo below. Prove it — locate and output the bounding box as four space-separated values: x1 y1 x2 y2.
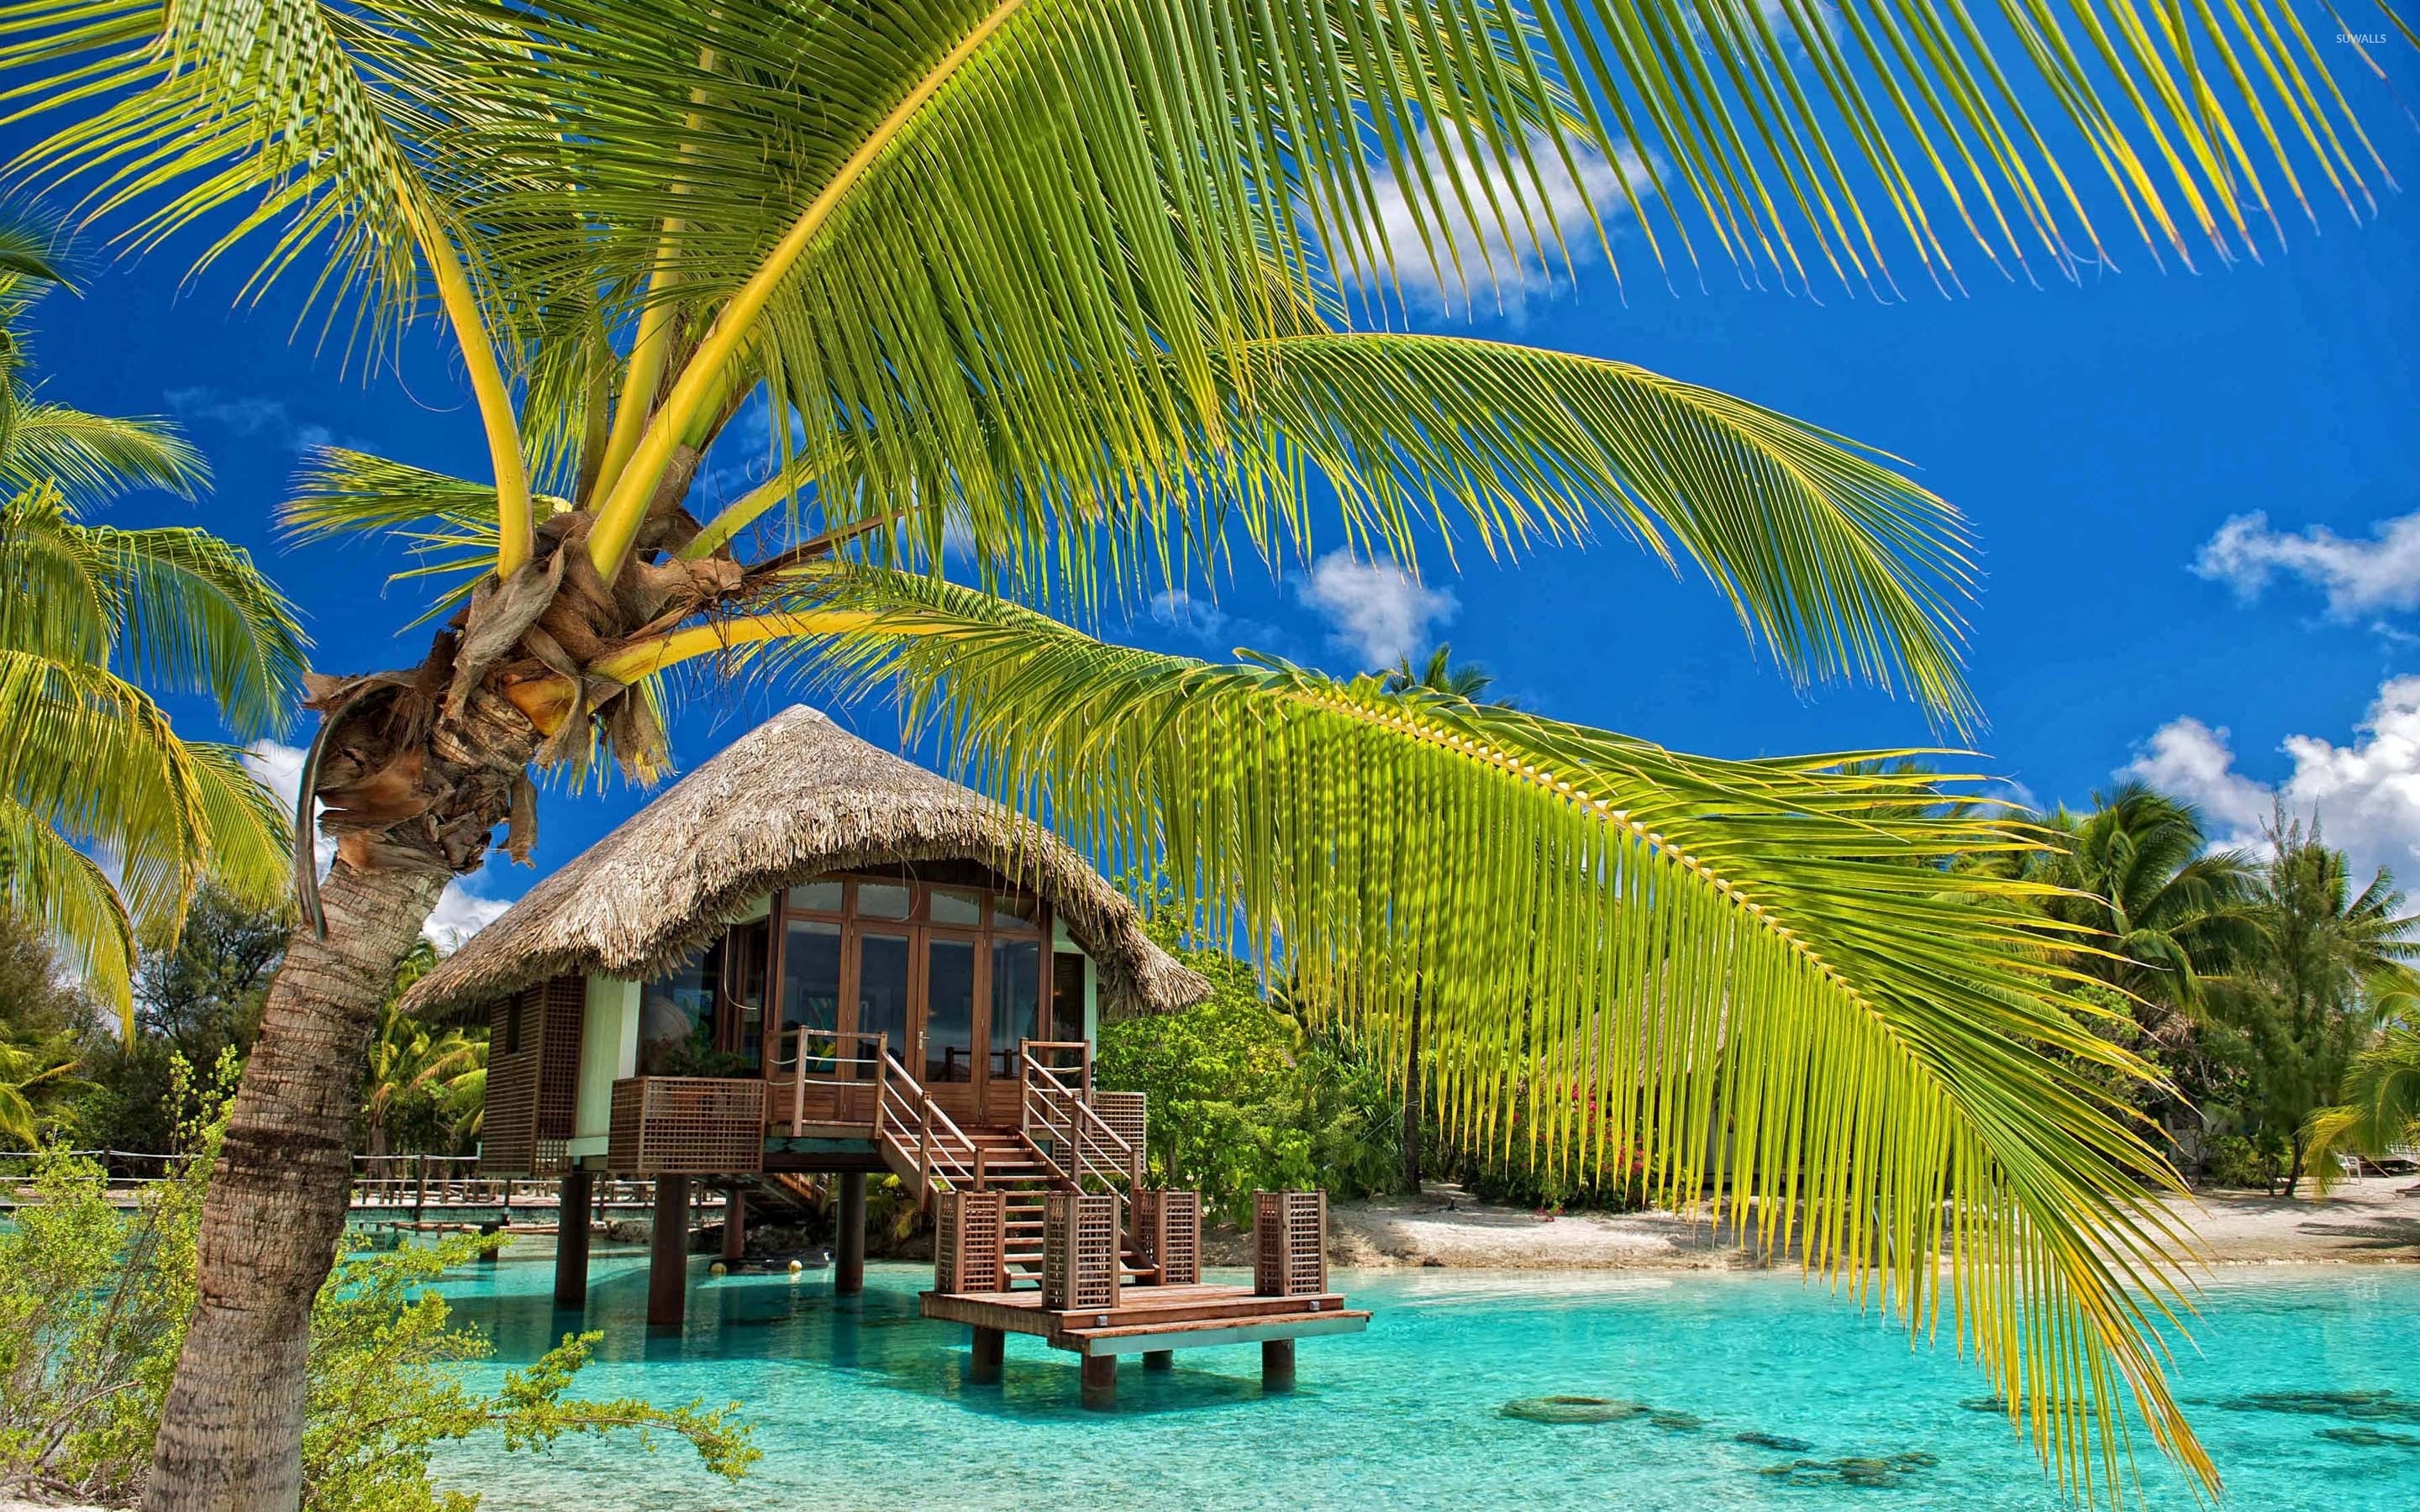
3 0 2409 1504
2307 1027 2420 1194
0 1058 753 1509
0 220 303 1030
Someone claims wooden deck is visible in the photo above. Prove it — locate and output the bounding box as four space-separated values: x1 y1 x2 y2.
921 1281 1369 1357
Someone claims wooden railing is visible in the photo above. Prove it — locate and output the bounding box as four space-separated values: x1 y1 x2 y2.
4 1151 671 1219
1019 1045 1142 1196
874 1047 981 1208
772 1027 889 1135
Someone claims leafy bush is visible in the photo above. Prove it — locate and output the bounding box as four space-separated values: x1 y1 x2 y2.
2200 1132 2284 1192
1097 893 1400 1224
0 1056 755 1508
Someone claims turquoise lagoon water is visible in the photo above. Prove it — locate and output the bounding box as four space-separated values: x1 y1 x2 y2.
429 1257 2420 1509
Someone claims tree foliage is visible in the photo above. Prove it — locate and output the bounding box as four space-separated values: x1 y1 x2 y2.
0 1057 755 1507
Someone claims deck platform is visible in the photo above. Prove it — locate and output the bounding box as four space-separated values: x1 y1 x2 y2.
921 1283 1369 1358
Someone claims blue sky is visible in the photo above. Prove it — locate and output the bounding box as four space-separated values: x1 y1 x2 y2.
16 63 2420 932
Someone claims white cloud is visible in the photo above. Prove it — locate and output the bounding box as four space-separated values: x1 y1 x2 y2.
245 739 511 951
163 387 339 454
1298 551 1456 669
2120 677 2420 883
2192 508 2420 619
1339 129 1655 320
1148 589 1227 640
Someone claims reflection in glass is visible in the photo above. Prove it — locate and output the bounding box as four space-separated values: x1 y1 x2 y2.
930 887 981 927
926 939 976 1082
781 919 843 1080
991 893 1039 931
858 882 912 919
990 937 1042 1074
857 932 913 1067
788 879 844 912
639 942 720 1075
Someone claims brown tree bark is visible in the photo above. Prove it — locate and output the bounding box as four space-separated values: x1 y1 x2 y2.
143 857 449 1512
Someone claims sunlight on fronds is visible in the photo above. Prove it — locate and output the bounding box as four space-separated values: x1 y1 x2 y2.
739 566 2215 1504
0 797 136 1028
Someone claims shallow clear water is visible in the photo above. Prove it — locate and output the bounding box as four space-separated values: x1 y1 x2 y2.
430 1257 2420 1509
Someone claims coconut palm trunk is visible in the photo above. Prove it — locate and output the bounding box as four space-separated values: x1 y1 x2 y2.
149 858 448 1509
12 0 2408 1504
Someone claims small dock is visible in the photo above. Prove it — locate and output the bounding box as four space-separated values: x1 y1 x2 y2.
922 1282 1369 1399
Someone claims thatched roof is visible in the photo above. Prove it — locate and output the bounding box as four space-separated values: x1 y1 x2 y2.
401 705 1208 1022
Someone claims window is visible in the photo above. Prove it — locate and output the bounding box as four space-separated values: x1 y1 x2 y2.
930 887 982 927
781 920 843 1033
788 879 844 913
927 938 977 1082
991 937 1043 1070
857 882 912 919
639 941 721 1075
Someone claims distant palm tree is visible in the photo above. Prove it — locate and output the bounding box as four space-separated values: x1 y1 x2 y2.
2223 818 2420 1192
2306 1026 2420 1194
0 1041 77 1145
360 941 487 1156
1382 643 1501 706
0 218 304 1030
2033 785 2260 1039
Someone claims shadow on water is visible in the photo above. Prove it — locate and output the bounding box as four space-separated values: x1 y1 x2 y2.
442 1258 1289 1420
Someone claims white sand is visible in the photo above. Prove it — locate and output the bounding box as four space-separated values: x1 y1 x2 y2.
1202 1176 2420 1273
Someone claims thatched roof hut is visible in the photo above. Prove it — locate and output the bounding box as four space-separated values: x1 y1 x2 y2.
402 704 1207 1022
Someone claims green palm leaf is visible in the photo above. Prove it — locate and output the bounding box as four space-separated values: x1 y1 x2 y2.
745 565 2206 1499
0 795 137 1026
0 403 206 505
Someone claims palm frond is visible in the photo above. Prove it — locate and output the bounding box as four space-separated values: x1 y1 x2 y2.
724 565 2209 1501
0 403 207 504
0 795 138 1031
185 739 294 910
84 522 308 738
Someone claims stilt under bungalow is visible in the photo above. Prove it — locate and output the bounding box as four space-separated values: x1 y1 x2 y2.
397 706 1367 1408
836 1171 866 1296
553 1168 592 1309
721 1189 747 1263
969 1326 1004 1384
648 1174 690 1329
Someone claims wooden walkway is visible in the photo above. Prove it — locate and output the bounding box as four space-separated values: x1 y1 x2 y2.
922 1281 1366 1402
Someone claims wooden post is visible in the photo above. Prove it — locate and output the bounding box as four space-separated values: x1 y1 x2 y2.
969 1326 1004 1384
722 1188 748 1263
648 1173 690 1329
1261 1339 1296 1391
1080 1352 1117 1409
554 1168 592 1309
835 1169 866 1295
1143 1350 1173 1371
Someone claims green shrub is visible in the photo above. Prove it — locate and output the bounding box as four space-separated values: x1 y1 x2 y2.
0 1054 755 1508
1097 892 1399 1224
2200 1132 2284 1191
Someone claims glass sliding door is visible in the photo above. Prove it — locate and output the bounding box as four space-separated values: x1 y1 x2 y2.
989 937 1043 1076
925 937 977 1084
855 931 913 1068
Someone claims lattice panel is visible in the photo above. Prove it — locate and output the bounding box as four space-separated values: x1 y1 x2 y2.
1090 1090 1146 1160
534 974 585 1152
607 1077 765 1175
934 1189 1006 1294
1254 1189 1328 1296
1042 1191 1121 1312
1135 1189 1201 1286
478 984 544 1176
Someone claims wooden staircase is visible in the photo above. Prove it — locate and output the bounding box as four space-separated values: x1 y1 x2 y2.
870 1040 1156 1290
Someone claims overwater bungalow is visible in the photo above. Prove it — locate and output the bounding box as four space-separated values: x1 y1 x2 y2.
402 705 1366 1400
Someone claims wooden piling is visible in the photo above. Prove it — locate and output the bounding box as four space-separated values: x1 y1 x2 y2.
1261 1338 1296 1391
1143 1350 1174 1371
553 1168 592 1309
721 1188 747 1263
969 1326 1004 1384
648 1173 690 1329
1081 1352 1117 1408
835 1170 866 1295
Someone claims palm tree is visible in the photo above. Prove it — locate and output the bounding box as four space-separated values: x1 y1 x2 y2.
360 940 487 1156
2035 785 2260 1038
0 1040 77 1145
0 218 303 1032
2221 819 2420 1193
8 3 2402 1503
2305 1026 2420 1194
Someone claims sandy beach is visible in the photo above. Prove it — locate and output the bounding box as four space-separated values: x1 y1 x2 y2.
1202 1175 2420 1272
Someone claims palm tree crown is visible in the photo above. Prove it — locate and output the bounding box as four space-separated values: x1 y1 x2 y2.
0 225 306 1026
